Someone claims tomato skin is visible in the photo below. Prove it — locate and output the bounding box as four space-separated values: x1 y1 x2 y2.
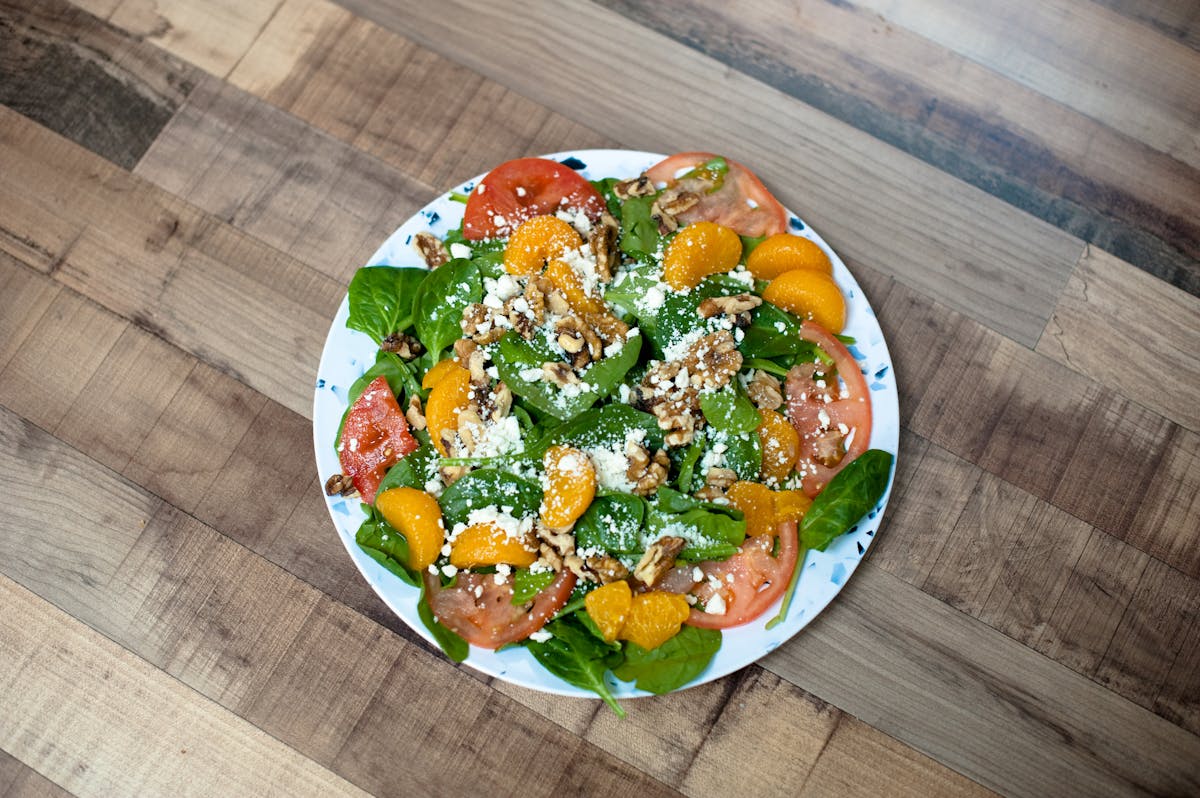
423 567 577 649
338 376 419 504
644 152 788 238
463 158 607 240
659 521 799 629
786 321 873 497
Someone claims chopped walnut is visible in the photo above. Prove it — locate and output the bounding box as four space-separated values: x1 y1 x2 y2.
694 467 738 500
413 231 449 268
633 536 686 587
651 189 699 233
811 429 846 468
439 463 469 486
542 361 581 386
636 331 742 447
380 332 424 359
588 212 619 282
697 293 762 328
405 395 427 431
453 337 478 362
554 315 602 369
746 369 784 410
613 174 655 199
465 348 489 386
324 473 357 497
688 330 743 391
536 522 576 573
585 554 630 584
461 303 506 344
491 381 513 421
625 440 670 496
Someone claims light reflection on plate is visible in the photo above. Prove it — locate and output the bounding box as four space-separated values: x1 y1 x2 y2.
313 150 900 698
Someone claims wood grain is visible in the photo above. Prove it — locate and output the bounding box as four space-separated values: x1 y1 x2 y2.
332 0 1084 345
597 0 1200 294
0 575 369 798
1038 244 1200 432
0 749 74 798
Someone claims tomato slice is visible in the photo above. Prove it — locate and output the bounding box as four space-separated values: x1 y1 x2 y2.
338 375 419 504
658 521 799 629
786 321 873 498
462 157 607 240
423 568 577 649
644 152 788 238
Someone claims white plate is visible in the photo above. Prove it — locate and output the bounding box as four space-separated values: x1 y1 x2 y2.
313 150 900 698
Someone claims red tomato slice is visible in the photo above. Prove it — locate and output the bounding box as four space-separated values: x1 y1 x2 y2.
338 375 418 504
786 321 873 498
644 152 789 238
659 521 799 629
462 157 607 240
423 568 577 649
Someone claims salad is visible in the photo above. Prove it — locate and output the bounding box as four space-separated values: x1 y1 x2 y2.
319 151 895 714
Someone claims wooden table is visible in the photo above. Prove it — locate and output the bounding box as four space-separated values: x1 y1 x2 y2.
2 0 1198 795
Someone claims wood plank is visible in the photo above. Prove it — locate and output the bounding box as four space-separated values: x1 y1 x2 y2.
0 0 199 168
761 562 1200 797
1038 245 1200 432
1031 529 1151 677
1155 607 1200 736
799 716 996 798
596 0 1200 295
107 0 282 77
0 749 75 798
1127 426 1200 579
133 72 433 281
0 576 368 797
848 0 1200 171
0 288 127 433
1093 0 1200 50
230 0 615 191
335 0 1085 347
1095 557 1200 711
122 361 265 514
0 106 342 417
54 324 196 474
0 253 60 373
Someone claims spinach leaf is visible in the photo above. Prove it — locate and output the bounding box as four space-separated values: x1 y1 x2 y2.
604 261 663 328
800 449 893 552
355 506 418 587
418 586 469 663
700 384 760 435
739 302 817 362
377 443 438 493
643 278 727 356
618 195 659 259
647 489 746 562
437 469 542 528
613 625 721 694
492 331 643 421
675 436 706 493
575 494 646 555
347 266 428 345
526 399 663 457
766 449 893 629
412 258 482 358
710 428 762 482
512 569 556 604
743 357 791 378
525 615 626 717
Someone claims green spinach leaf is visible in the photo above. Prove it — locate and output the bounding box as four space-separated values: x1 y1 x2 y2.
377 443 438 493
525 615 626 717
412 258 482 357
613 625 721 694
347 266 428 345
575 494 646 555
512 569 556 604
700 384 760 435
528 404 664 457
355 506 418 587
418 587 469 663
618 195 659 259
437 469 542 528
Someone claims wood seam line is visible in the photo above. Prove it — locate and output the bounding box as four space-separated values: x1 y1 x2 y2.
0 739 82 796
665 664 754 787
797 709 843 795
220 0 287 81
1150 620 1191 712
1033 241 1091 354
0 572 364 795
913 462 986 595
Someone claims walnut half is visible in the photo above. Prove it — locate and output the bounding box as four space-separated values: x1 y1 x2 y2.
633 536 687 588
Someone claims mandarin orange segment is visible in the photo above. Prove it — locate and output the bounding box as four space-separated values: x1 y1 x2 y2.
544 258 606 315
421 358 461 391
725 480 777 537
375 487 445 571
449 522 537 568
757 408 801 485
584 579 633 642
662 221 743 290
503 215 583 276
745 233 832 280
774 489 813 524
620 591 691 650
761 269 847 333
539 445 596 528
424 361 471 455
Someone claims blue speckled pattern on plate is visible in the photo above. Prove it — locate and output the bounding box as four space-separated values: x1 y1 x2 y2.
313 150 900 698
